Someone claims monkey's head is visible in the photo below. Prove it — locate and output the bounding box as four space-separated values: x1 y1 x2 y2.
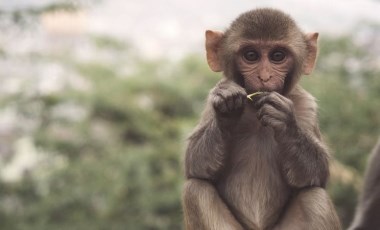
205 8 318 95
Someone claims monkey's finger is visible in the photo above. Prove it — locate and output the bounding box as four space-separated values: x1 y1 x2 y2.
251 92 271 109
212 93 229 114
233 92 246 110
269 92 293 110
259 114 286 130
224 93 241 112
256 92 293 113
225 95 235 111
258 104 287 121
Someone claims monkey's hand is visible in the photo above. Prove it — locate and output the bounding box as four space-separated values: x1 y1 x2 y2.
210 80 247 119
253 92 298 137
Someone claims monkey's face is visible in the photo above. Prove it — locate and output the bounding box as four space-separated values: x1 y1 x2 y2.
236 41 294 94
205 28 318 95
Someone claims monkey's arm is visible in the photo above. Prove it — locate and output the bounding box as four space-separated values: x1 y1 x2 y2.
278 122 329 188
185 107 226 179
183 79 245 230
254 91 329 188
185 79 246 179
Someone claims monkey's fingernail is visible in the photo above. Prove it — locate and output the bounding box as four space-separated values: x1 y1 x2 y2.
247 92 263 101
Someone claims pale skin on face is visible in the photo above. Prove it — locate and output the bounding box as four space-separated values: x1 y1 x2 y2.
235 41 295 93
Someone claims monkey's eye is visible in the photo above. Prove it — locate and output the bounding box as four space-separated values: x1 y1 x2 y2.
270 50 286 63
243 50 259 62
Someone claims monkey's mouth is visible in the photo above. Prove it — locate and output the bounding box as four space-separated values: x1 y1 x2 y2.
246 80 282 94
246 85 278 95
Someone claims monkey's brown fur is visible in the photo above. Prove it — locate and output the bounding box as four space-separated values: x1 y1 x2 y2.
183 8 341 230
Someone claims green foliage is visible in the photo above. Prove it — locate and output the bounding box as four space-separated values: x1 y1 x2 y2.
303 36 380 171
329 181 358 227
0 40 222 229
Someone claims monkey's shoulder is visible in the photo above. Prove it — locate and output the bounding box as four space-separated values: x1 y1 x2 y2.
288 86 318 113
288 86 319 129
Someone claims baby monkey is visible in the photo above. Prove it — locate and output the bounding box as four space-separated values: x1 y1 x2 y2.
182 8 341 230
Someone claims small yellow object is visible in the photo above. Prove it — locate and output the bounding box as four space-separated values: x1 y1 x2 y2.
247 92 263 101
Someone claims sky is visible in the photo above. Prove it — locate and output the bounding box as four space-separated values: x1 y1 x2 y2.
2 0 380 59
86 0 380 59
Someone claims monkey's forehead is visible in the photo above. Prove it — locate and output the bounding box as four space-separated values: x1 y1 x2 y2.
224 33 306 52
228 8 302 41
236 40 293 49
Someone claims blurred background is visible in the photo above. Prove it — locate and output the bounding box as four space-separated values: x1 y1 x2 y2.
0 0 379 229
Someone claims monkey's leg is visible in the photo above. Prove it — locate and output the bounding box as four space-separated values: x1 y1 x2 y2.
182 178 244 230
275 187 341 230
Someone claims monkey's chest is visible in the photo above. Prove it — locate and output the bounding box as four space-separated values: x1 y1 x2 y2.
217 130 291 229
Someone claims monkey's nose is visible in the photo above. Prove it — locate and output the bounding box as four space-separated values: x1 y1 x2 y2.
258 75 272 82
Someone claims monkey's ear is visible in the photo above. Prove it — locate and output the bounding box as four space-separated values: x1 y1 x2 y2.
303 32 319 75
205 30 224 72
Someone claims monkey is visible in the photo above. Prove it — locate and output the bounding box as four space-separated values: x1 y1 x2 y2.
348 138 380 230
182 8 341 230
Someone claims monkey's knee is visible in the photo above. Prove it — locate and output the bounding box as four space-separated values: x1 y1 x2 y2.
297 187 332 208
182 179 244 230
277 187 341 230
296 187 341 230
182 178 218 214
183 178 214 203
182 179 213 230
